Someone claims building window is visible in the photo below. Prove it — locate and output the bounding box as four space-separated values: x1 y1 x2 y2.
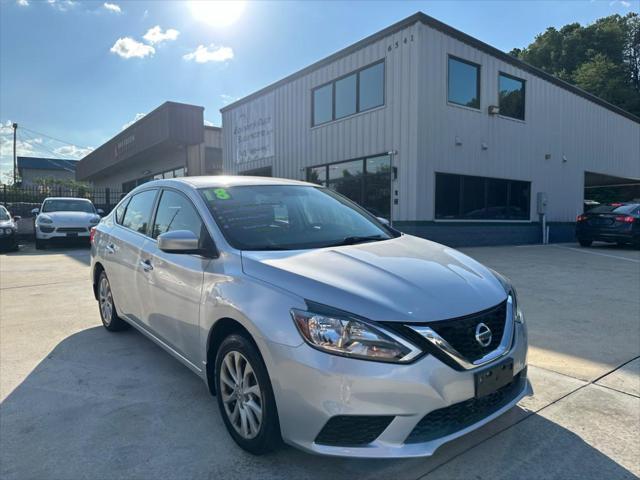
499 73 525 120
306 154 391 219
448 56 480 109
122 166 187 192
359 62 384 111
312 60 385 126
335 74 357 119
313 83 333 125
205 147 222 174
435 173 530 220
239 166 273 177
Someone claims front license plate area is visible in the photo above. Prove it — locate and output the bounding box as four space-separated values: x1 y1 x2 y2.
66 233 78 238
475 359 514 398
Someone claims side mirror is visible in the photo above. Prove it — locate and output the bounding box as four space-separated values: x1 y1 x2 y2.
31 208 39 215
97 208 105 216
158 230 200 254
13 215 21 221
376 216 390 226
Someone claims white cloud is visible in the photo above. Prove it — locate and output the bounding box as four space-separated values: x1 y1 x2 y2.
121 113 146 131
220 94 238 105
204 120 214 127
143 25 180 45
183 44 234 64
110 37 155 59
17 0 29 7
620 0 631 6
47 0 77 12
53 145 94 159
103 2 121 14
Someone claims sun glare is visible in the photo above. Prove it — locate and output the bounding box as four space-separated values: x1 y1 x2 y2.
189 1 247 27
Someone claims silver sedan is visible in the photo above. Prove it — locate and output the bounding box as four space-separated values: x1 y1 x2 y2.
90 176 530 458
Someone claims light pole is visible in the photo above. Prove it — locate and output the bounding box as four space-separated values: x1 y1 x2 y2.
12 123 18 185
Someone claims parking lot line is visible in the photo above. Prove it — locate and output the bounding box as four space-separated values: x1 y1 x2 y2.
550 245 640 263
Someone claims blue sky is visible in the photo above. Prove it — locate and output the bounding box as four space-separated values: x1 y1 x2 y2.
0 0 637 178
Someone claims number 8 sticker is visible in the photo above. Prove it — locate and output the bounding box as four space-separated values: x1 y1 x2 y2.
213 188 231 200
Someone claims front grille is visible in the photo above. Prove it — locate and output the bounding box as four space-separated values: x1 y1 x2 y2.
428 301 507 363
39 226 55 233
405 369 526 444
315 415 394 447
56 227 88 233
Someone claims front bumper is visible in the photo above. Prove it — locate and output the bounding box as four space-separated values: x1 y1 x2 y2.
264 321 530 458
36 225 91 240
0 230 18 249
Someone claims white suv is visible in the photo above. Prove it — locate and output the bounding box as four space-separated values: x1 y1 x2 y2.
33 197 102 249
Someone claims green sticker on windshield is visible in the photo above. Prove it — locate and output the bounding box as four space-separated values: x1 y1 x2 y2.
206 188 231 200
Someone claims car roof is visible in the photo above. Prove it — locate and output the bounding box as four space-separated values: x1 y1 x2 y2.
150 175 316 189
43 197 93 201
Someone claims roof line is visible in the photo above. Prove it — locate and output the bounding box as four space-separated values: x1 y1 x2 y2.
220 11 639 124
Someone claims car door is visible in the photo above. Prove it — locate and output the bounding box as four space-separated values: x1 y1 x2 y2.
108 188 159 324
137 188 212 364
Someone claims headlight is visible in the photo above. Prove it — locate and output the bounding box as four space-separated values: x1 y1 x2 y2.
4 228 12 234
38 216 53 224
89 216 100 224
291 307 421 363
490 269 524 324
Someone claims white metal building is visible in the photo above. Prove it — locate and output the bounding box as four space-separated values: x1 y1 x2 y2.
221 12 640 245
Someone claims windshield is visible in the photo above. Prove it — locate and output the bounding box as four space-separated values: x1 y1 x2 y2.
42 199 96 213
200 185 394 250
0 207 9 221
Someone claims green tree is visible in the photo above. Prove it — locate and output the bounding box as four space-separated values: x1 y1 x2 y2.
510 13 640 117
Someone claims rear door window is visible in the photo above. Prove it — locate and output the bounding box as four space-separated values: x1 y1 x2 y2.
121 190 157 235
114 197 130 224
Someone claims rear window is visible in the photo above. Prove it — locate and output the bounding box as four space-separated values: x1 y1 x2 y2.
589 204 639 214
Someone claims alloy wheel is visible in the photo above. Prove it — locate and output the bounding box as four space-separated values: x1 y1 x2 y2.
219 350 263 439
99 275 113 324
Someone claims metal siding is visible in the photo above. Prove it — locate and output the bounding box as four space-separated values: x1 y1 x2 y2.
418 24 640 223
222 20 639 224
222 23 421 220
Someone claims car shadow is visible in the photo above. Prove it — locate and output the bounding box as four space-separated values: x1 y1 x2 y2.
1 327 636 480
1 241 90 266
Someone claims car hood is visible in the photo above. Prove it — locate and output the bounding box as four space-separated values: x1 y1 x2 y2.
241 235 506 322
40 211 97 223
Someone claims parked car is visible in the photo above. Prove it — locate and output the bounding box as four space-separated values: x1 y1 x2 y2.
0 205 20 251
90 177 530 458
576 203 640 248
33 197 103 249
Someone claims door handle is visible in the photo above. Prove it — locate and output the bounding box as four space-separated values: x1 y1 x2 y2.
106 243 115 254
140 259 154 272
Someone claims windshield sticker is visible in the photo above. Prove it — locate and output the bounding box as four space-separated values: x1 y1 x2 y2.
206 188 232 201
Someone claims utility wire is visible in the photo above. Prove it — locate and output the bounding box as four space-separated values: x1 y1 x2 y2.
19 126 90 150
18 129 76 162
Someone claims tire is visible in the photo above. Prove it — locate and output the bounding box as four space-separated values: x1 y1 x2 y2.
578 238 592 247
97 271 129 332
215 334 281 455
35 238 46 250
